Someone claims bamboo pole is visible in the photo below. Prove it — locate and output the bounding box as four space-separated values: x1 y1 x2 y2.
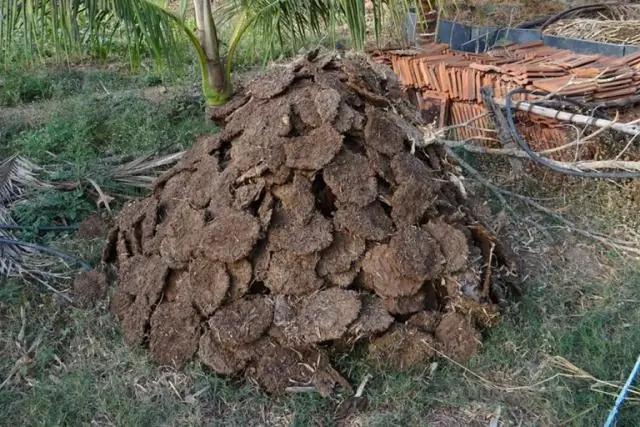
494 98 640 136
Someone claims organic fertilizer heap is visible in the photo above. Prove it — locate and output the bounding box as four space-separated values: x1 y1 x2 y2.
103 51 520 396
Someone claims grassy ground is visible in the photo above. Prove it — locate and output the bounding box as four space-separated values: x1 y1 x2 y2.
1 61 639 426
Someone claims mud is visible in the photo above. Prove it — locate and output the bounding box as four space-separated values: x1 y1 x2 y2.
104 51 520 395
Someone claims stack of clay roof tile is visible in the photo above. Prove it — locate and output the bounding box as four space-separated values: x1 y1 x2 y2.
390 41 640 102
381 41 640 156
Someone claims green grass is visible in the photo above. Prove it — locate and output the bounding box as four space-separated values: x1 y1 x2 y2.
0 64 184 108
2 263 637 426
6 91 212 165
1 62 640 426
0 63 215 230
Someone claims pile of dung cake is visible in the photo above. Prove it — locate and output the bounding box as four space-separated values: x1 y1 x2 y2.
102 51 519 396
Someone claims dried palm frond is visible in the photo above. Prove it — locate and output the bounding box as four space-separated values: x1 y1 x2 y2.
106 150 185 189
0 150 184 291
0 155 50 205
0 207 26 277
53 151 186 201
0 155 81 287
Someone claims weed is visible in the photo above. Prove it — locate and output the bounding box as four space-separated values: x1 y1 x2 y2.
4 89 216 170
12 189 94 231
0 73 53 107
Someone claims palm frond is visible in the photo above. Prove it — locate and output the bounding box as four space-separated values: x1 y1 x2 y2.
340 0 366 50
0 155 59 278
0 155 50 205
1 0 190 68
217 0 424 62
107 150 185 189
0 149 183 285
217 0 334 63
0 208 28 277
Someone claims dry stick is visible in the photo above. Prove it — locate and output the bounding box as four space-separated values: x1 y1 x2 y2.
86 178 114 216
433 7 441 44
538 120 612 155
538 70 612 102
480 77 638 170
437 139 640 172
443 147 640 255
17 306 26 342
422 340 640 399
549 19 640 44
442 147 550 238
569 159 640 172
558 406 599 426
441 140 532 158
614 132 640 161
499 192 640 255
549 356 640 398
571 107 601 162
355 374 373 398
439 140 640 171
423 113 493 145
425 102 640 173
421 339 575 392
285 386 317 393
23 271 74 304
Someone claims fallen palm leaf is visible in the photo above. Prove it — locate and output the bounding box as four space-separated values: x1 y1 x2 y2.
0 155 55 277
0 155 50 205
107 150 185 189
0 155 89 285
0 148 187 298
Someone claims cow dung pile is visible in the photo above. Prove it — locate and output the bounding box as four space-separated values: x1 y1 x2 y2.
102 51 520 396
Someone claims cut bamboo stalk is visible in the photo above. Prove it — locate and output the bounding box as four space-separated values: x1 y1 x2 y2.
494 99 640 136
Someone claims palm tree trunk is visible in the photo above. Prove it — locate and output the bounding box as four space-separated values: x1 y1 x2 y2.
193 0 232 105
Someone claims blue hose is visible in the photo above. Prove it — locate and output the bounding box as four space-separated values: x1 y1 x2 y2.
604 355 640 427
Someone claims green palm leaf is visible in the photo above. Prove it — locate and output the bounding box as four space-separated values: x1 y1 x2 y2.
218 0 423 57
1 0 424 106
0 0 188 67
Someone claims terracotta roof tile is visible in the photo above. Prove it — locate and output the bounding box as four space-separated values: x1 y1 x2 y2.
379 41 640 157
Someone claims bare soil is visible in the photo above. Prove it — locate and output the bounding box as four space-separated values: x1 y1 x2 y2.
103 52 520 395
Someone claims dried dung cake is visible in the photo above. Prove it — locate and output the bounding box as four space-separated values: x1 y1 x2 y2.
72 268 108 308
103 51 520 396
